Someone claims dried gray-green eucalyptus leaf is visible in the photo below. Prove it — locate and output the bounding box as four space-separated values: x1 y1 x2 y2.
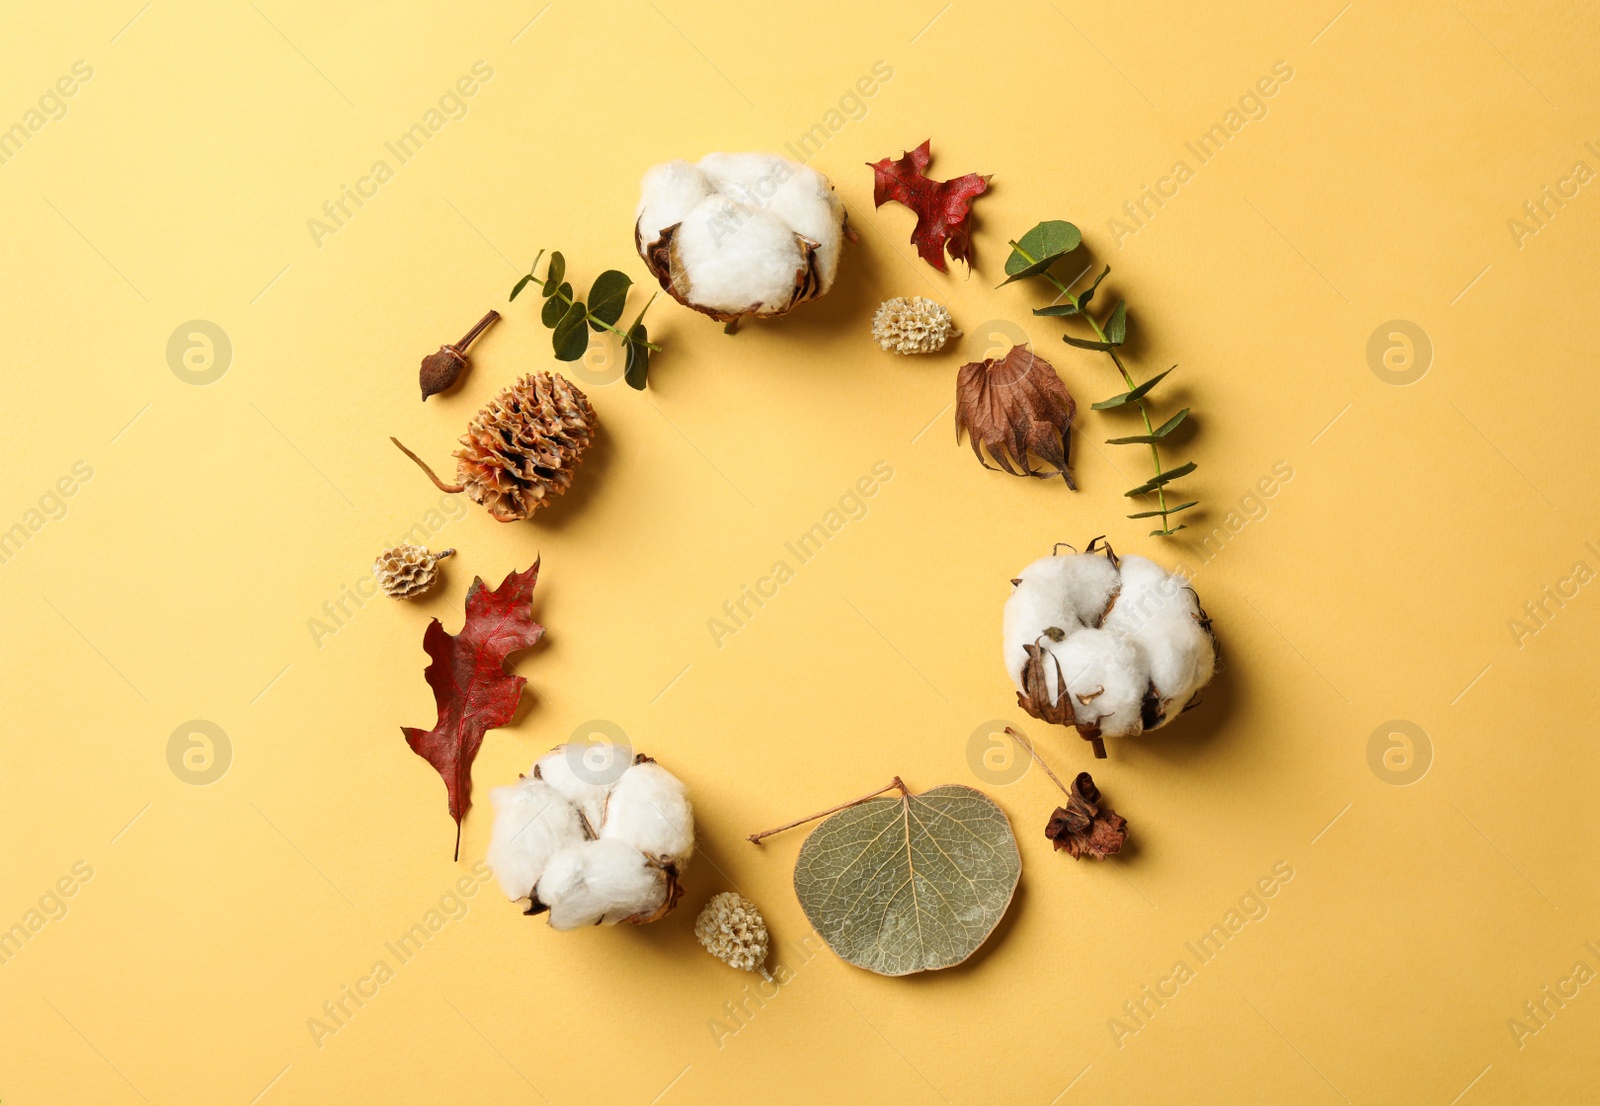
778 781 1021 976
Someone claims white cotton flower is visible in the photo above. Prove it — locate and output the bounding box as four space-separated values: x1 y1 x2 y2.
532 745 617 833
1004 544 1216 753
637 152 848 325
486 748 694 930
536 839 669 930
600 761 695 864
486 778 587 901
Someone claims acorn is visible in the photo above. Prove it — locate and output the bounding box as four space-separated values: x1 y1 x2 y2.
419 310 500 400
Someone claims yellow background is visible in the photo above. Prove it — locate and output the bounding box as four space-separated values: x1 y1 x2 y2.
3 1 1598 1102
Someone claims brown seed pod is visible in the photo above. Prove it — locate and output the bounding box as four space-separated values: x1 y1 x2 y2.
419 310 500 400
393 371 598 521
372 543 454 599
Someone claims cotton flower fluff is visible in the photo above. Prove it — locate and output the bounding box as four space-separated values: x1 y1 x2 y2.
695 892 771 978
636 153 848 321
1003 547 1215 745
871 296 960 354
487 746 694 930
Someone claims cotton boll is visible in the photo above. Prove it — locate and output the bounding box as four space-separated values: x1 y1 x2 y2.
1059 554 1122 626
673 199 805 314
636 159 712 242
1052 629 1146 737
1104 555 1196 636
1134 616 1215 722
764 166 845 289
602 761 695 865
533 746 617 833
1002 573 1080 692
536 839 668 930
1002 543 1217 751
636 151 848 323
486 779 588 901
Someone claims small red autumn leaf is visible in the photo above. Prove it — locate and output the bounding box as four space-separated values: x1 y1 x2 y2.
868 139 991 271
402 559 543 859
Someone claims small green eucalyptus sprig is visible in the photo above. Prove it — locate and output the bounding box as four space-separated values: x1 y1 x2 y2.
510 249 661 390
1001 221 1196 536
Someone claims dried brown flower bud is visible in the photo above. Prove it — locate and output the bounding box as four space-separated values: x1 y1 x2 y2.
954 344 1076 489
419 310 500 400
1044 772 1127 860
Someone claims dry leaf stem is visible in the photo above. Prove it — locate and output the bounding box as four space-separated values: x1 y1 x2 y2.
748 778 909 843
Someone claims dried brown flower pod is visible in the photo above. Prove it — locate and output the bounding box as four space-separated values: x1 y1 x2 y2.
1043 772 1127 860
392 372 598 522
954 344 1076 489
372 543 454 599
419 310 500 400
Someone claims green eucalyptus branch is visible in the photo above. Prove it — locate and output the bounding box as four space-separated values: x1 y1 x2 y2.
510 249 661 390
1001 222 1197 536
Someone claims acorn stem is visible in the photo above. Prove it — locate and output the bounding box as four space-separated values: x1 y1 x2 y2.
455 309 500 351
391 436 464 494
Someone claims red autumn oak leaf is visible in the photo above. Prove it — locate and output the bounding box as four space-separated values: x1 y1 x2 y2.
402 559 544 859
868 139 991 271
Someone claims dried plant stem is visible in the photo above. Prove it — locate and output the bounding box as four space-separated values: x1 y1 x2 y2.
748 777 908 843
1004 727 1072 794
391 437 464 494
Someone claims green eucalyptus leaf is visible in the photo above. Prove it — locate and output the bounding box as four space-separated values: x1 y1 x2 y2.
624 324 650 390
541 289 567 328
793 784 1021 976
1064 334 1119 352
1092 366 1176 409
587 270 633 330
999 221 1082 285
551 301 588 361
542 251 566 296
1104 300 1127 345
1105 408 1189 444
1127 501 1198 519
510 274 535 301
1124 460 1198 496
1076 266 1110 309
1151 525 1187 536
1033 303 1080 317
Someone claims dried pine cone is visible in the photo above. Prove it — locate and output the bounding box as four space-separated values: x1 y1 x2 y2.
393 372 598 523
695 891 771 979
871 296 959 354
373 544 453 599
456 373 597 521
